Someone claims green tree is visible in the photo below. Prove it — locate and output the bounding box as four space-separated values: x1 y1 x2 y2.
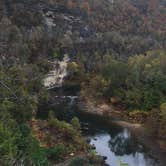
71 117 81 131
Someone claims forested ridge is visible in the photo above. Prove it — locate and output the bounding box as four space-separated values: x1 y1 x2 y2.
0 0 165 165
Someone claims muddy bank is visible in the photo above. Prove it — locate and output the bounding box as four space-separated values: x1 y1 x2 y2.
77 100 166 166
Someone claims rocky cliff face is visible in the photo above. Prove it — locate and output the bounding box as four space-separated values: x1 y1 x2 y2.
44 54 69 89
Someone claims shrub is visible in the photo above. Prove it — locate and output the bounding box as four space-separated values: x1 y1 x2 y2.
88 150 103 164
88 150 97 161
30 147 49 166
159 103 166 139
48 117 59 128
46 144 66 160
52 51 62 59
48 111 59 127
71 117 81 131
69 157 90 166
129 110 147 116
160 103 166 121
128 110 148 123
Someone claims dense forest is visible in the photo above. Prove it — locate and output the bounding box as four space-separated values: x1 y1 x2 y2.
0 0 165 165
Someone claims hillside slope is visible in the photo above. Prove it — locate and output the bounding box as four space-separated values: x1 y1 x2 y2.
0 0 165 67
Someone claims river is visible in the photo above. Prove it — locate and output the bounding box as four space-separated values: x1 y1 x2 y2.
38 90 158 166
76 111 158 166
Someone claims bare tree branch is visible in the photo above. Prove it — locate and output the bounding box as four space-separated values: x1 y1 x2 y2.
0 80 18 101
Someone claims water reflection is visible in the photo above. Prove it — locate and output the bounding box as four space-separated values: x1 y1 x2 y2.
37 93 158 166
109 128 143 156
78 113 157 166
89 128 157 166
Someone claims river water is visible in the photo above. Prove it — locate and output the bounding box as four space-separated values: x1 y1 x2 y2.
76 111 158 166
39 87 158 166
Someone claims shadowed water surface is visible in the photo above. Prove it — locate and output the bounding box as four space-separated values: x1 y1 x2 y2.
38 91 158 166
76 112 158 166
